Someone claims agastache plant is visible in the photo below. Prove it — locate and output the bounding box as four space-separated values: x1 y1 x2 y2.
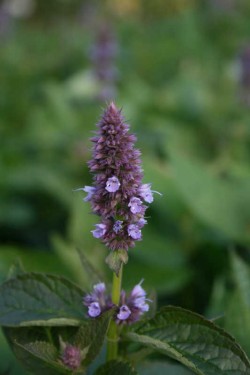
0 103 249 375
80 102 158 360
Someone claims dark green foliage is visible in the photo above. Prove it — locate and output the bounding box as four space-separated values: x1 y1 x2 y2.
95 360 138 375
0 273 85 326
127 306 250 375
2 298 114 374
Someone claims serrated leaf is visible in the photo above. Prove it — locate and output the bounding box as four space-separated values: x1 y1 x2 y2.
0 273 85 326
126 306 250 375
9 338 70 375
95 360 138 375
4 327 70 375
4 309 113 375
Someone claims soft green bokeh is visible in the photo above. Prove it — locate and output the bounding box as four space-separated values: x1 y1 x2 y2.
1 0 250 372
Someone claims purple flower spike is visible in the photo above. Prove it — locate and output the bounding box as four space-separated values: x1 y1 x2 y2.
88 302 101 317
105 176 121 193
91 223 107 238
113 220 123 233
117 305 131 320
62 345 81 370
128 224 141 240
81 102 158 251
128 197 144 214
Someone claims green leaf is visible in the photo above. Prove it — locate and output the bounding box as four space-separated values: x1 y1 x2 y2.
4 309 114 375
126 306 250 375
4 328 70 375
12 341 68 375
168 152 250 244
105 250 128 276
0 273 85 326
137 360 193 375
231 252 250 307
7 259 25 280
225 291 250 358
95 360 138 375
74 309 115 366
0 327 27 375
224 252 250 356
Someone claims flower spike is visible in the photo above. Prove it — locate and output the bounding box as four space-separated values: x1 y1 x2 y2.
76 102 160 255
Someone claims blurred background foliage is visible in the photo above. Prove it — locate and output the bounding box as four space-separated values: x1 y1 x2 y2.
1 0 250 373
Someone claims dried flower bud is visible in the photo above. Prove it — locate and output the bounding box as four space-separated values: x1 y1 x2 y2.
61 345 81 370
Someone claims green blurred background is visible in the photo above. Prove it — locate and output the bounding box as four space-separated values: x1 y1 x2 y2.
1 0 250 373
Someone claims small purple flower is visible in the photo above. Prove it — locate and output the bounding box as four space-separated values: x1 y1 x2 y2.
105 176 120 192
117 305 131 320
91 223 107 238
83 282 111 318
138 184 154 203
73 186 95 201
138 183 162 203
62 345 81 370
130 281 146 299
83 186 95 201
131 281 149 313
113 220 123 233
93 282 106 294
128 224 141 240
84 280 150 324
88 302 101 317
116 281 150 324
128 197 144 214
137 218 147 229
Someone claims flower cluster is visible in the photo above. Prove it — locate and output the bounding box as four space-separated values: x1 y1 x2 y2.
78 102 160 251
83 282 112 317
83 281 150 324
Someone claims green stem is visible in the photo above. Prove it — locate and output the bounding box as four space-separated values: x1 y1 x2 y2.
106 264 123 361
